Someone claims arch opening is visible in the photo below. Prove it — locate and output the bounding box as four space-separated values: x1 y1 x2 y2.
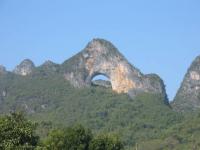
91 74 112 88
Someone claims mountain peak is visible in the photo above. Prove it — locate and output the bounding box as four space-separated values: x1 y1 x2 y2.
38 60 60 74
63 38 168 102
84 38 120 55
173 55 200 111
42 60 56 66
13 59 35 76
86 38 114 47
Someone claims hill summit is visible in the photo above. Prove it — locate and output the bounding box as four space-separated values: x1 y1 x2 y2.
0 39 168 103
62 39 168 102
13 59 35 76
173 56 200 111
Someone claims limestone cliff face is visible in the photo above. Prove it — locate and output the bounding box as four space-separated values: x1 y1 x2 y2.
13 59 35 76
62 39 167 101
1 39 167 102
173 56 200 111
0 65 6 75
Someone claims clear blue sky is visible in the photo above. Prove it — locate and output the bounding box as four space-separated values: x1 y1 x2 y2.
0 0 200 100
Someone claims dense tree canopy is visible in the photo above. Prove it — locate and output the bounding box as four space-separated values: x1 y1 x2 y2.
0 113 124 150
89 134 124 150
43 125 124 150
43 125 93 150
0 74 200 149
0 112 39 150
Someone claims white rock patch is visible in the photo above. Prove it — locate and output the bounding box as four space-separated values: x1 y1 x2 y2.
190 71 200 80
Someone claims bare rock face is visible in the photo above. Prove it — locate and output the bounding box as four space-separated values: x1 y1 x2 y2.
0 65 6 74
13 59 35 76
62 39 168 101
173 56 200 111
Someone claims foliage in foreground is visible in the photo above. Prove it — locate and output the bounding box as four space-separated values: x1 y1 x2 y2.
43 125 93 150
89 134 123 150
0 113 124 150
0 112 38 150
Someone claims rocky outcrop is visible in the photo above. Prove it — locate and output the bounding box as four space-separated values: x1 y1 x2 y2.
62 39 168 101
173 56 200 111
13 59 35 76
0 65 6 74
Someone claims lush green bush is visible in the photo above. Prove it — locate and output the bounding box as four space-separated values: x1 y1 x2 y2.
42 125 124 150
89 134 124 150
0 112 124 150
0 112 39 150
42 129 67 150
43 125 92 150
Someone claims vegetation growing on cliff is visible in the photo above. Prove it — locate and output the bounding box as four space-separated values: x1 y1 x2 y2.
0 73 200 149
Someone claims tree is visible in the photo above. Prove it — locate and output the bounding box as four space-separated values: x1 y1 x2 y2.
42 129 66 150
89 134 124 150
0 112 39 150
44 124 92 150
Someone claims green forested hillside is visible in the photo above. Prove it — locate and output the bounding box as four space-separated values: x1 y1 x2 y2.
0 73 200 149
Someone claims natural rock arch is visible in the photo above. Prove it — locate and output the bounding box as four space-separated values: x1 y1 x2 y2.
90 73 110 83
62 39 167 99
91 74 112 88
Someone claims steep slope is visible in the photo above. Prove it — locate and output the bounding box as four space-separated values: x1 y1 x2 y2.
62 39 168 102
1 73 200 149
173 56 200 112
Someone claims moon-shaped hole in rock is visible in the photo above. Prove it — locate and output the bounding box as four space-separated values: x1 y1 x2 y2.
91 74 112 88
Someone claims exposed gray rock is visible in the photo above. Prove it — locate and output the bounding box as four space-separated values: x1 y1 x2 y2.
13 59 35 76
2 90 7 97
173 56 200 111
62 38 168 102
0 89 7 104
0 65 6 74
